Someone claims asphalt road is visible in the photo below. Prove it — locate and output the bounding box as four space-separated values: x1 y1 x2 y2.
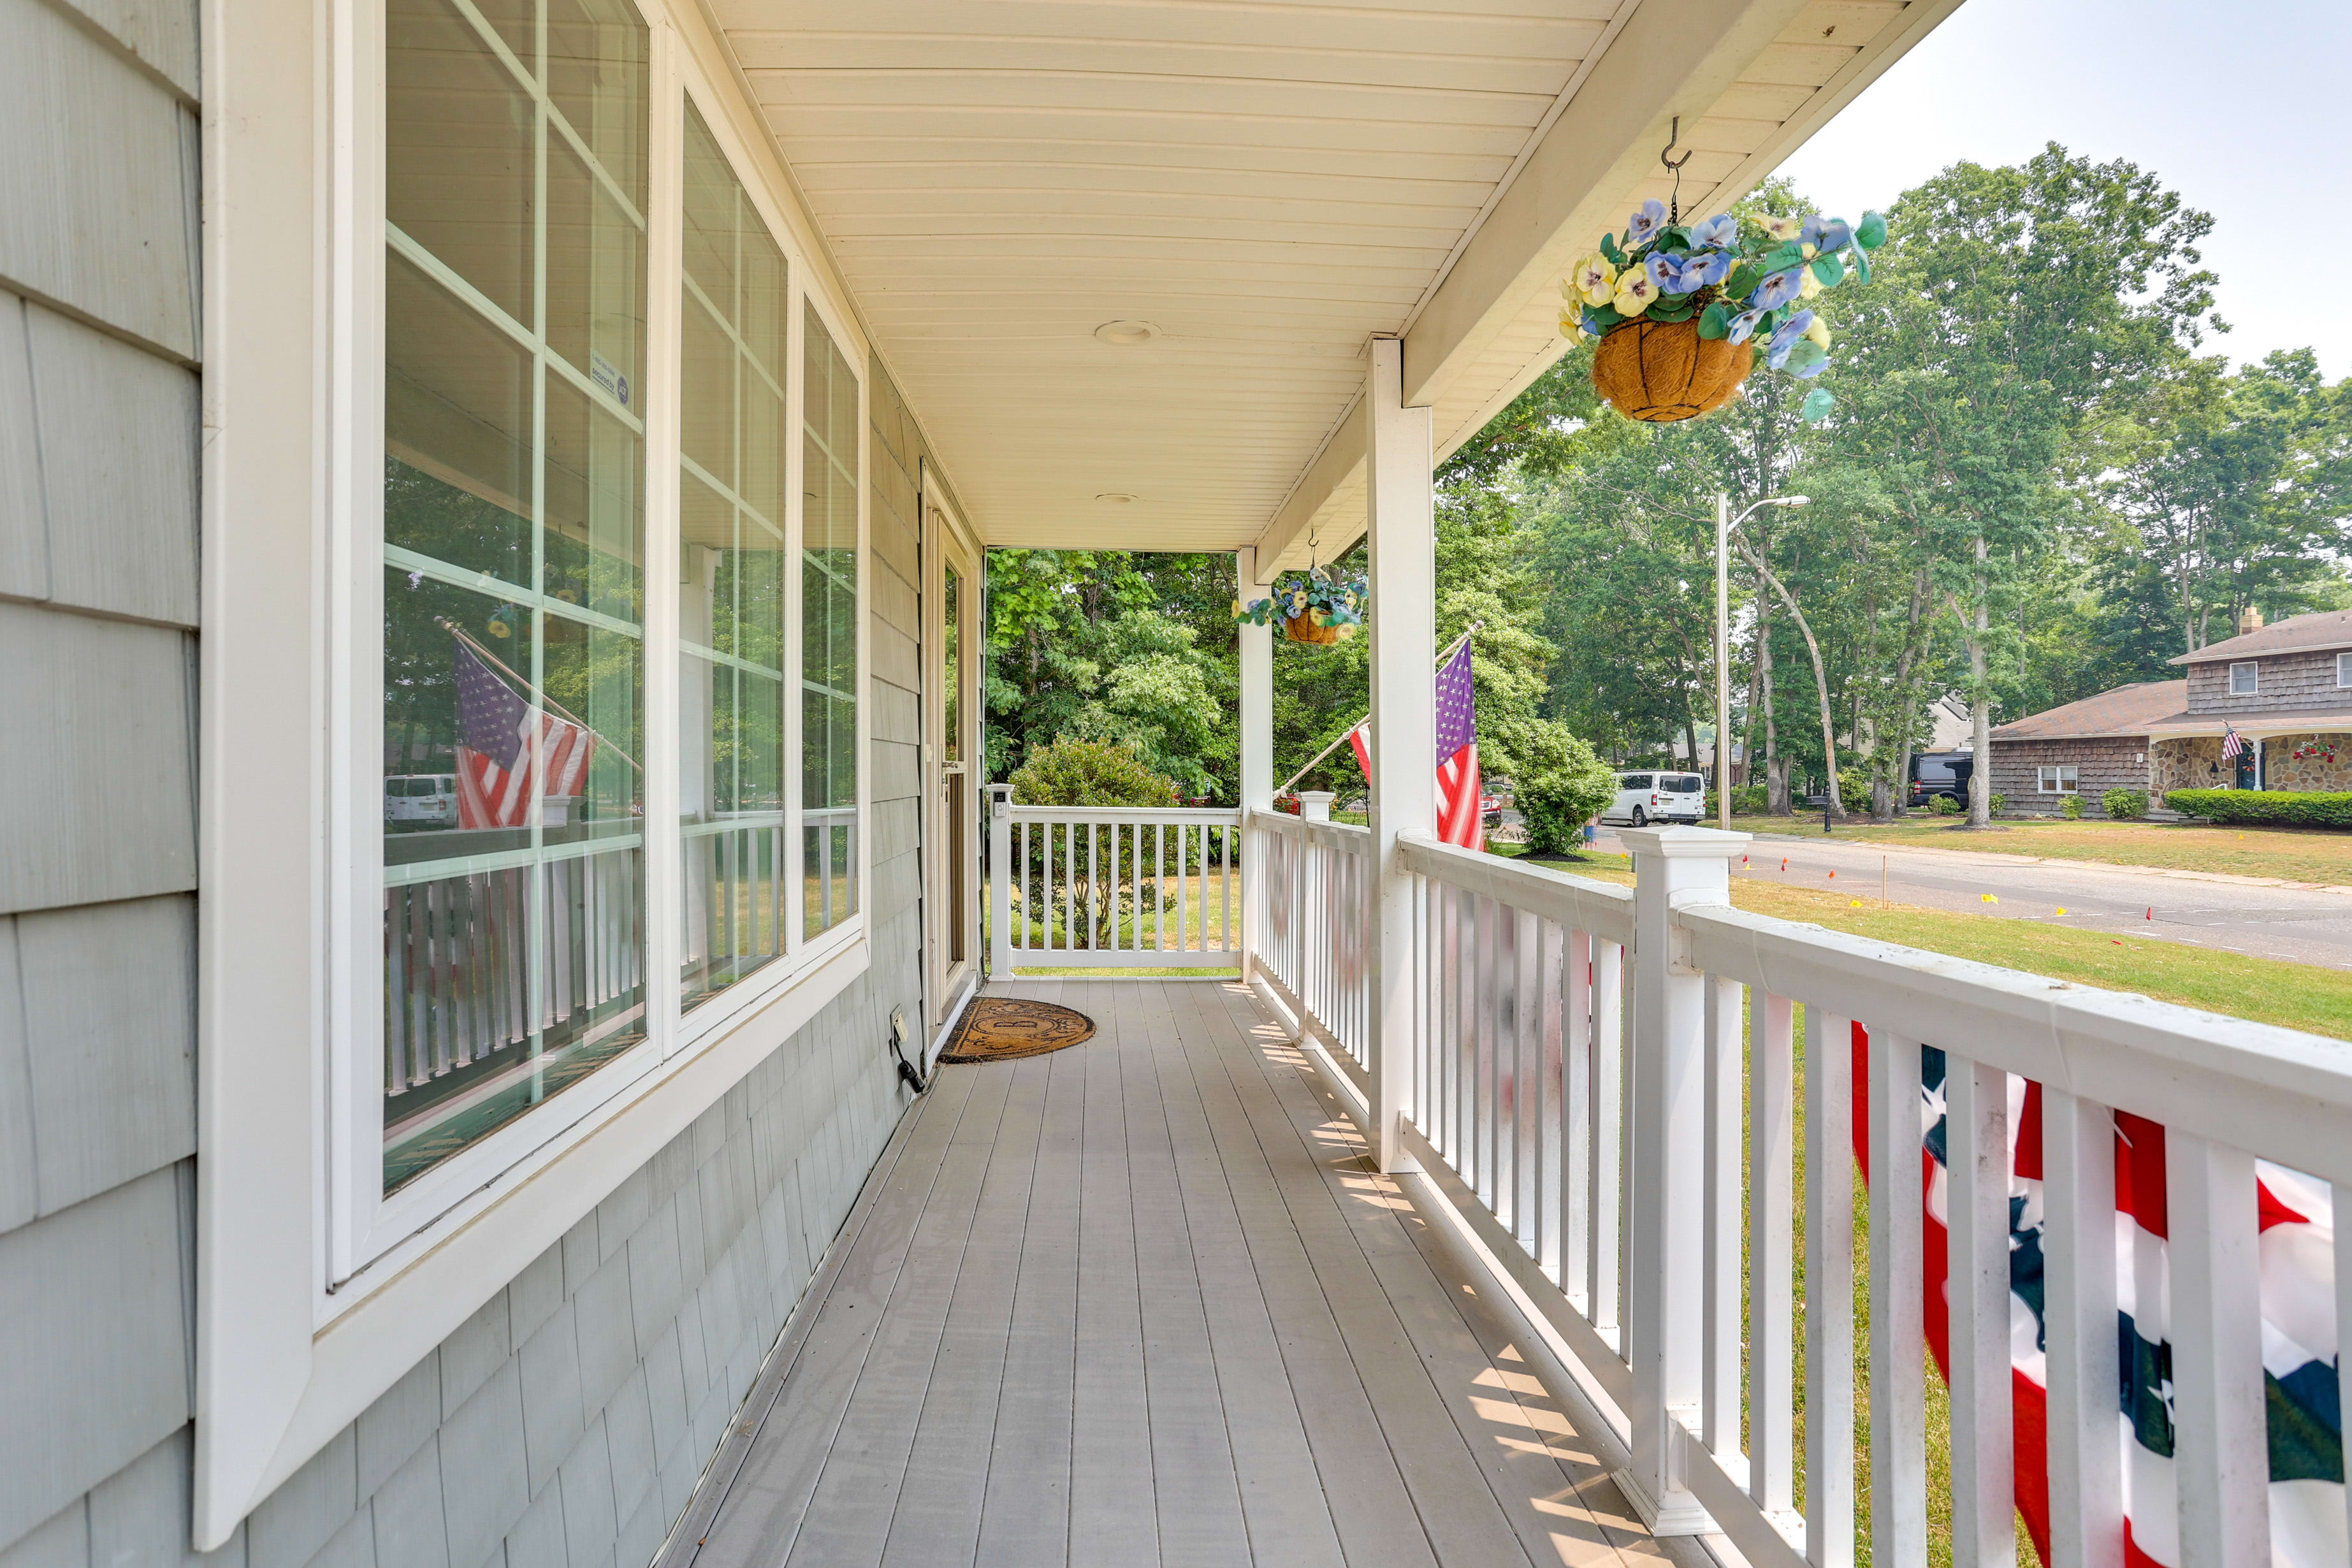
1585 826 2352 972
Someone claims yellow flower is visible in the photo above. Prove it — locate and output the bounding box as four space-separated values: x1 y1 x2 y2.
1569 251 1617 307
1611 270 1657 317
1559 308 1586 344
1798 266 1824 300
1804 316 1831 349
1757 214 1803 242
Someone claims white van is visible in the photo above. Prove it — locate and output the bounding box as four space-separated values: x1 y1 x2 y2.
385 774 460 825
1601 770 1704 827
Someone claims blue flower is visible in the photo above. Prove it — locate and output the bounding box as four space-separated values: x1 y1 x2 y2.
1625 199 1667 246
1679 250 1732 290
1766 310 1815 369
1801 215 1854 255
1725 309 1766 345
1644 252 1680 293
1750 268 1803 311
1581 309 1607 338
1688 214 1739 249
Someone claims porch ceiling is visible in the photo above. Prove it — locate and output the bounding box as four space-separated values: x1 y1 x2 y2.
711 0 1960 558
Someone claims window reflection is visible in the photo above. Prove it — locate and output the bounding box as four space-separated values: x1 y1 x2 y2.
679 103 791 1012
381 0 648 1195
803 305 859 935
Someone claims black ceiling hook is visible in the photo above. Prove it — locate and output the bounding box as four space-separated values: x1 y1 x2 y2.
1660 115 1693 224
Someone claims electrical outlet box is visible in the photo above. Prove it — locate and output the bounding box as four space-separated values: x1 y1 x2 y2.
889 1006 906 1050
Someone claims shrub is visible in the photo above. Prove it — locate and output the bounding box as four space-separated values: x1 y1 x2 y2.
1512 721 1619 855
1730 785 1768 815
1010 737 1179 808
1989 791 2006 817
1929 793 1958 816
2160 789 2352 828
1837 768 1871 814
2061 793 2084 819
2102 788 2148 821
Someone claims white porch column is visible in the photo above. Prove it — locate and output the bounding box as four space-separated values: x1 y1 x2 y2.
1237 546 1274 982
1616 824 1749 1535
1365 335 1434 1175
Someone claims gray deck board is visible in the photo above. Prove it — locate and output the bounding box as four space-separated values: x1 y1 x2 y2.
682 980 1662 1568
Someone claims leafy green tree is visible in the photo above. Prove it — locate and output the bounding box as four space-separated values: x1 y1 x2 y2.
1513 725 1617 855
1813 144 2219 824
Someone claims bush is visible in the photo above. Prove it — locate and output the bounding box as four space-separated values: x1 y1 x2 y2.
1729 784 1768 815
2160 789 2352 828
1512 722 1619 855
2102 788 2148 821
1010 737 1179 808
1836 768 1871 815
1989 791 2006 817
2061 793 2084 819
1929 793 1959 816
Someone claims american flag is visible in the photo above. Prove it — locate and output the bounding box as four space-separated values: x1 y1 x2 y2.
1433 642 1484 850
1857 1028 2344 1568
1343 642 1484 849
2221 724 2246 760
453 638 596 830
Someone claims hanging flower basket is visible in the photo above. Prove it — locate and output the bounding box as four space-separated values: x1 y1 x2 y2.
1233 563 1363 645
1561 201 1887 425
1590 317 1752 423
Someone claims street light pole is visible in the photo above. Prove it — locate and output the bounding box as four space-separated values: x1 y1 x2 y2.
1715 493 1731 831
1715 491 1808 832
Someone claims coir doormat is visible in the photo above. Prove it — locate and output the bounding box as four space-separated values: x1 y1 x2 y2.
936 997 1096 1064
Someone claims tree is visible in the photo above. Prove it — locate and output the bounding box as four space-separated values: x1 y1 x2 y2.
1816 145 2219 825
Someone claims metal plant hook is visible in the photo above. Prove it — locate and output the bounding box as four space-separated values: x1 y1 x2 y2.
1660 115 1693 224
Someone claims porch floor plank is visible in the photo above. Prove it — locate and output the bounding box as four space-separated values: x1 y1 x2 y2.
678 979 1666 1568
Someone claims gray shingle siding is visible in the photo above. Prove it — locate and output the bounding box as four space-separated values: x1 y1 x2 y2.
0 75 943 1546
2186 648 2352 715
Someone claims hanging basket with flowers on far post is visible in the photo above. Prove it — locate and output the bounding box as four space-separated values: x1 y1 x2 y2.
1559 126 1885 428
1233 561 1363 646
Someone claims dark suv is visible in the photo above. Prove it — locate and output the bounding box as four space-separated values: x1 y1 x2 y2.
1908 750 1973 808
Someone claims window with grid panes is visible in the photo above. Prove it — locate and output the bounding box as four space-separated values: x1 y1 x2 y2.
379 0 649 1193
678 102 790 1012
802 305 860 934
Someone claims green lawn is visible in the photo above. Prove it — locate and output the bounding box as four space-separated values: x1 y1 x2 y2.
1718 812 2352 889
1511 847 2352 1040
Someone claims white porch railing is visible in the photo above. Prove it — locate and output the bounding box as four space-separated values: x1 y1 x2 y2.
986 786 1242 971
1251 806 1372 1077
1245 818 2352 1568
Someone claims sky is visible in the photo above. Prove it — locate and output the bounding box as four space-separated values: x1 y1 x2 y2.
1776 0 2352 382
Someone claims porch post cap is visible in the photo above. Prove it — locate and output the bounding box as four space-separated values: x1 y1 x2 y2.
1296 790 1337 802
1615 825 1752 859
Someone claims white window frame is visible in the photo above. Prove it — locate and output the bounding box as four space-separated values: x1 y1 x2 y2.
196 0 876 1541
2337 651 2349 687
2036 764 2079 794
2228 660 2259 696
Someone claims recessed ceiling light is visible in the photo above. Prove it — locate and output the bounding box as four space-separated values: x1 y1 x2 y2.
1095 492 1140 505
1094 320 1162 346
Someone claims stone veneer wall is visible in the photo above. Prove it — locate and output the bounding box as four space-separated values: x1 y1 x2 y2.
2152 734 2352 799
2256 734 2352 793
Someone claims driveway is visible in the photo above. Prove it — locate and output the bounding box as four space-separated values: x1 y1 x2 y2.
1589 826 2352 972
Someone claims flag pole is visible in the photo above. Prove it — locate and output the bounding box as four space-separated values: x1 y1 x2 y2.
1274 622 1479 797
438 617 644 773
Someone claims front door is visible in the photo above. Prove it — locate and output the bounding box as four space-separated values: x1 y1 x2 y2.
2235 742 2258 791
925 470 983 1033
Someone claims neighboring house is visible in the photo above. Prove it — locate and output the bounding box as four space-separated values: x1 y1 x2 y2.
1987 681 2182 815
1988 607 2352 813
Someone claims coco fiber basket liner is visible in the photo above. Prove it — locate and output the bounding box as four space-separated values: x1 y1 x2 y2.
1591 317 1754 423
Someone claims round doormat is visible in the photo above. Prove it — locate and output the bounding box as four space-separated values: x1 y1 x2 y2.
937 997 1096 1064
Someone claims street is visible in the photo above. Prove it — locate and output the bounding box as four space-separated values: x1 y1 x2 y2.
1586 827 2352 972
